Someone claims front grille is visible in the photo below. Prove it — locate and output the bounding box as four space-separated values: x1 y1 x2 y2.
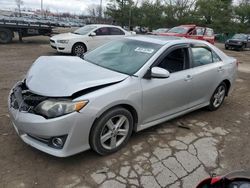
229 40 238 44
50 39 55 43
10 82 47 112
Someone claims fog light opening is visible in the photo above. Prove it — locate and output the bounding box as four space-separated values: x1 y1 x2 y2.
52 137 63 147
49 135 67 149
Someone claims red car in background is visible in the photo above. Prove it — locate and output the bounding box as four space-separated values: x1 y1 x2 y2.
159 25 215 44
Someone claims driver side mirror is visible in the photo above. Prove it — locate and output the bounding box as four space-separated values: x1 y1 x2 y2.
89 32 96 37
151 67 170 78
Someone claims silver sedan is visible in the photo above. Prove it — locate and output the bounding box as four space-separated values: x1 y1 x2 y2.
8 36 237 157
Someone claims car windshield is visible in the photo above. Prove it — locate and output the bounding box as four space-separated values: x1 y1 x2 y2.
168 27 189 34
232 34 247 40
73 25 97 35
84 39 162 75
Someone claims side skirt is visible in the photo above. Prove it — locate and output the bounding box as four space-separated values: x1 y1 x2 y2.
136 102 209 132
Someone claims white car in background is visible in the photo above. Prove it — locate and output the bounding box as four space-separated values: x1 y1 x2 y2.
50 24 135 56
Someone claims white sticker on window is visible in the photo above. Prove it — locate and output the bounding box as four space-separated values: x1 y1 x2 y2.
135 47 154 54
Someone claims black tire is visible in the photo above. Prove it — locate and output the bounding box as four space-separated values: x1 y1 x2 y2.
90 107 134 155
72 43 86 56
225 45 229 50
0 28 13 44
240 44 246 51
207 82 227 111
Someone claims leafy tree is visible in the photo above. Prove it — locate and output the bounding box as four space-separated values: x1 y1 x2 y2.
139 0 164 29
192 0 235 32
105 0 249 33
106 0 134 27
234 0 250 23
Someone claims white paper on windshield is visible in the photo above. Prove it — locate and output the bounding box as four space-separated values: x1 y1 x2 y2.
135 47 154 54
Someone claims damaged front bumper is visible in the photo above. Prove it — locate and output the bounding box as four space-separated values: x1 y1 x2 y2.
8 81 94 157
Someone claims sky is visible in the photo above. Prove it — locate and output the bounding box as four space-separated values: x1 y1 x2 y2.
0 0 108 14
0 0 240 15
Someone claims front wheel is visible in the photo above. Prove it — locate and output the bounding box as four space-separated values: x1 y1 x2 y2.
90 107 134 155
72 43 86 56
207 83 227 111
239 44 245 51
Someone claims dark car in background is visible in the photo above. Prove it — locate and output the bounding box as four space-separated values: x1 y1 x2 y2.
225 33 250 51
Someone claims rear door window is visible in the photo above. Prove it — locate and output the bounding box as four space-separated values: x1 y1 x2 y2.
205 29 214 37
109 27 125 35
191 47 213 67
212 51 222 62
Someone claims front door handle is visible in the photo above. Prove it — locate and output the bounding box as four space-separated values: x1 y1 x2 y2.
184 75 193 81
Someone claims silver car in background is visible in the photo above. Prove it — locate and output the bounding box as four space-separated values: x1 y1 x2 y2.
8 36 237 157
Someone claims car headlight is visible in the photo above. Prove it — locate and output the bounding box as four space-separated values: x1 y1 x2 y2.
34 99 88 118
237 41 242 44
57 40 69 44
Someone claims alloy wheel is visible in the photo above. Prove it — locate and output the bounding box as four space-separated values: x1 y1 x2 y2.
100 115 129 150
212 85 226 108
74 45 85 56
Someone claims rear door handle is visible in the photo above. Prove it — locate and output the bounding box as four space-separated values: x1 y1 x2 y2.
184 75 193 81
218 67 224 72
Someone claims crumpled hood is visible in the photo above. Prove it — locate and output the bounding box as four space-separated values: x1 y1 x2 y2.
51 32 82 40
25 56 128 97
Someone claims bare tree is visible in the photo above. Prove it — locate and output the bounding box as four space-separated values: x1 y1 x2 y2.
15 0 24 17
87 4 101 17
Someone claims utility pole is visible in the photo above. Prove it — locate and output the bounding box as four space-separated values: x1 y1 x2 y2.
99 0 102 18
41 0 43 18
129 6 132 30
121 0 124 27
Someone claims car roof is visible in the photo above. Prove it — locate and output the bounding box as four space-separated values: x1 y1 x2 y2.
180 24 196 28
87 24 122 28
126 35 213 46
176 25 213 30
126 35 185 45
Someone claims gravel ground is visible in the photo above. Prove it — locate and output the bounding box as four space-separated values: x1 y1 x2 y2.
0 35 249 188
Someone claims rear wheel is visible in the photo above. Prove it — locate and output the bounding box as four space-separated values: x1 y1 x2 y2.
90 107 133 155
0 28 13 44
72 43 86 56
208 83 227 111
